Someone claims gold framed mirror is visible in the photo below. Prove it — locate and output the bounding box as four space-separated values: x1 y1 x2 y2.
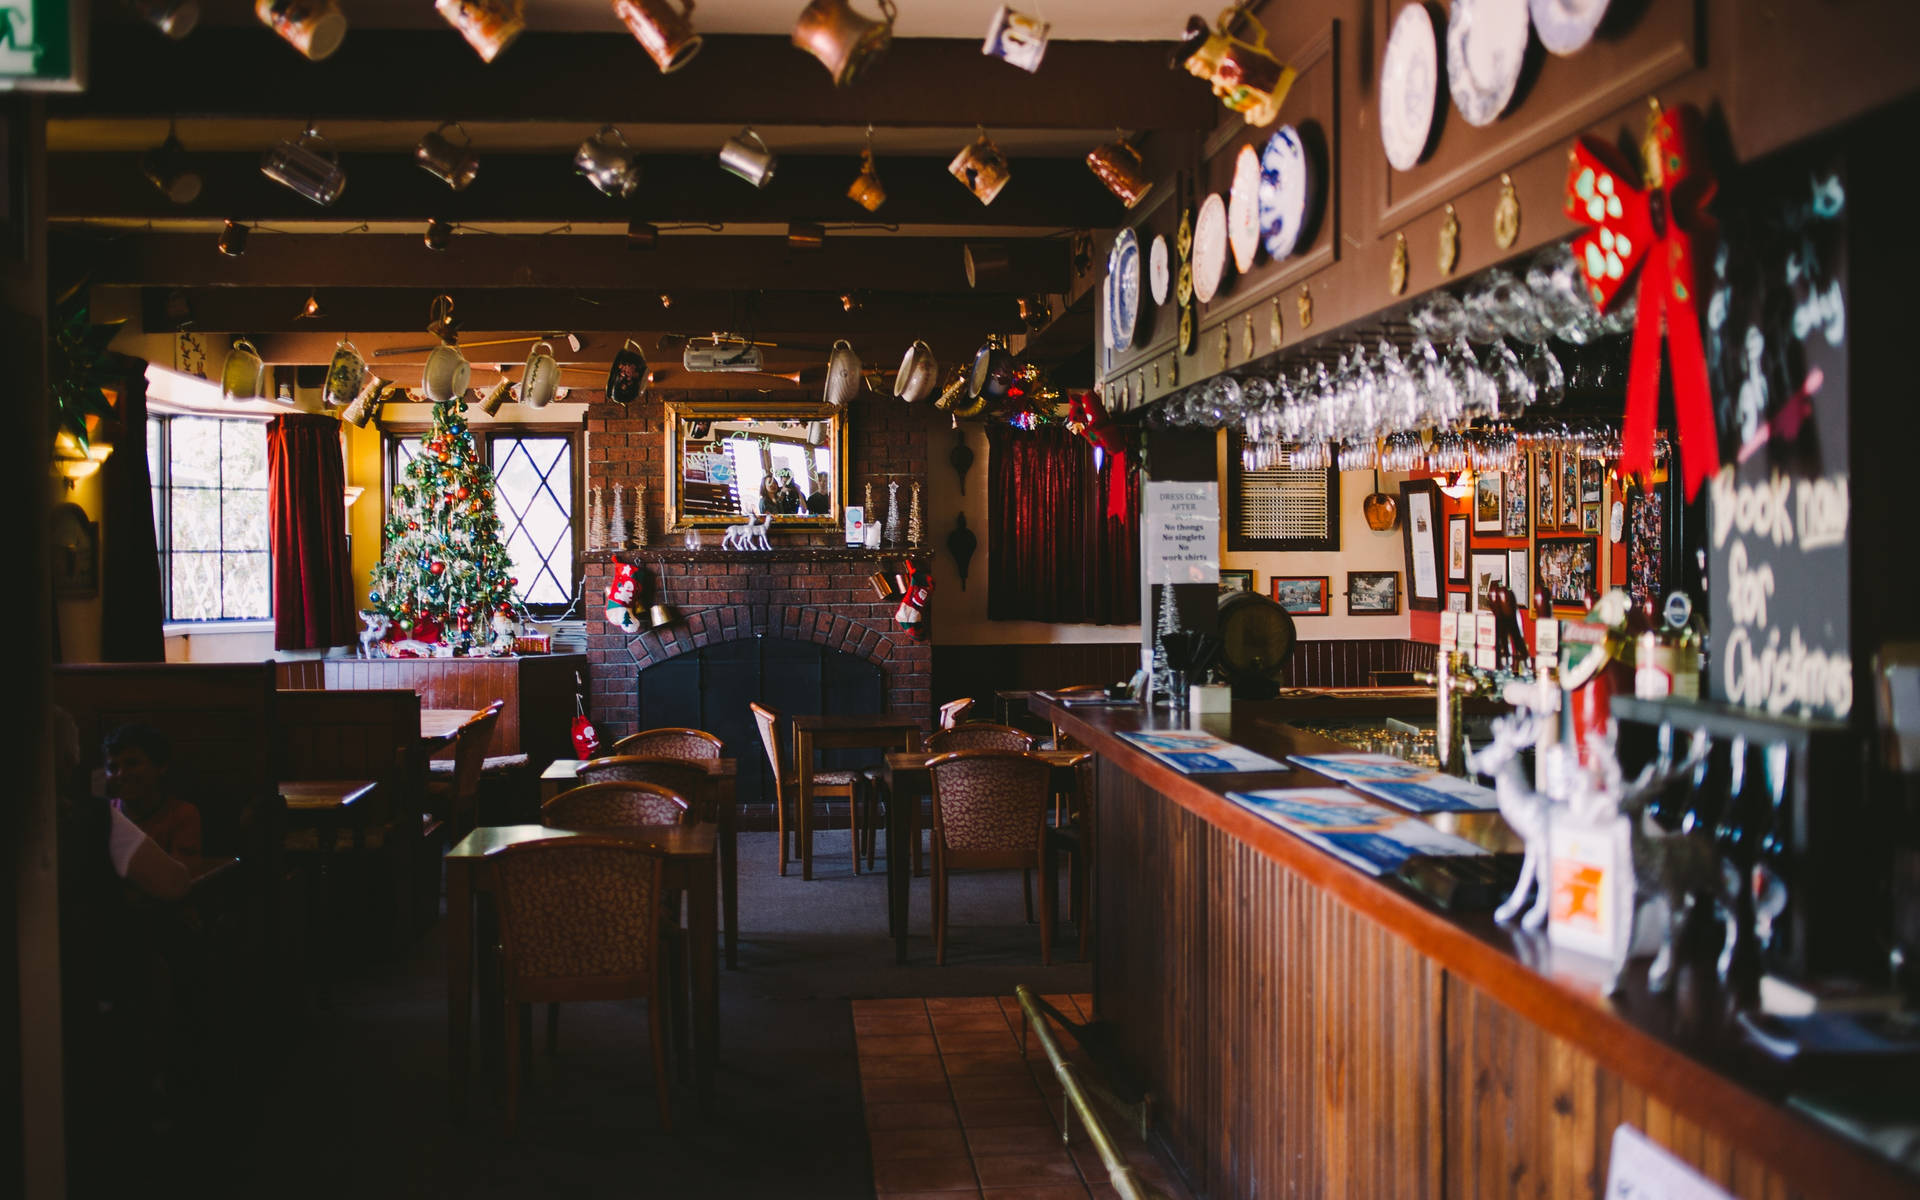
664 400 846 530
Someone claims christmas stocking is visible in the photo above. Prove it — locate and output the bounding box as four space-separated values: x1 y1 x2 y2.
605 562 642 634
894 558 932 643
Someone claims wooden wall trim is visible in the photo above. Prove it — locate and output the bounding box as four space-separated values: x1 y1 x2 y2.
1058 697 1912 1198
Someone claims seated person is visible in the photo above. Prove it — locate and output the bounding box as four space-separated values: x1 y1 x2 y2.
104 724 202 862
771 467 805 514
805 471 831 514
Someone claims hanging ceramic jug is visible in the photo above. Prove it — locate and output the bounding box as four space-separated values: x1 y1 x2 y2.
322 339 366 407
791 0 897 87
521 341 560 408
423 342 472 402
220 338 265 400
894 340 937 403
823 339 862 407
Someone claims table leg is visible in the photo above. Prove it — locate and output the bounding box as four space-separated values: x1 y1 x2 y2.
447 859 473 1117
719 783 739 969
889 772 910 964
797 729 815 881
687 851 719 1109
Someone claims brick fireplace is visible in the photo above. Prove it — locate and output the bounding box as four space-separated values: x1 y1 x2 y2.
580 389 933 761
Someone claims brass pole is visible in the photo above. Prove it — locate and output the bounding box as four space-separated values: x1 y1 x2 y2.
1013 986 1167 1200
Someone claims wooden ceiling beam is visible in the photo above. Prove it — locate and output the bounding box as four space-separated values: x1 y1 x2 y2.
53 30 1210 132
49 151 1119 227
55 232 1066 294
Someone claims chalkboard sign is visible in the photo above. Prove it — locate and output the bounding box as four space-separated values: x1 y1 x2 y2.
1703 140 1852 720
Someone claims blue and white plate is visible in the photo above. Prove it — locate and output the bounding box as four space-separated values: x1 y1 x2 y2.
1447 0 1530 128
1109 227 1140 350
1528 0 1608 56
1257 125 1313 261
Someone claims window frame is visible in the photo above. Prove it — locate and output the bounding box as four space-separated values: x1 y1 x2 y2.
380 422 586 619
148 410 275 626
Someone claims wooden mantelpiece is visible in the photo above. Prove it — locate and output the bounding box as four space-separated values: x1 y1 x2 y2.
586 547 927 565
1040 698 1916 1200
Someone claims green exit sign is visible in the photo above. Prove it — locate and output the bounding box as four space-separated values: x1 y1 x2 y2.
0 0 86 92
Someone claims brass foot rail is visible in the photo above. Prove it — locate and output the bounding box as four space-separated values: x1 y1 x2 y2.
1012 985 1166 1200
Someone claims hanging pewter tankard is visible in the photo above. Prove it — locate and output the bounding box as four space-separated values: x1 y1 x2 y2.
791 0 897 87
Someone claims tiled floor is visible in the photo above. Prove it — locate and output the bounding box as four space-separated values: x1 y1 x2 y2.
855 995 1191 1200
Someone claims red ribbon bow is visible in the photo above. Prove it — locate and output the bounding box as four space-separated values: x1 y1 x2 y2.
1563 100 1720 500
1072 390 1133 513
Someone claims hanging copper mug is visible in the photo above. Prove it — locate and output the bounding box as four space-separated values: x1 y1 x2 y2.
847 147 886 212
792 0 897 88
612 0 703 74
1086 136 1154 208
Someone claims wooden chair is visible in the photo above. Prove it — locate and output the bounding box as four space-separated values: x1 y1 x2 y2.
937 697 975 730
612 727 725 761
574 755 714 822
750 702 866 876
489 838 677 1134
872 723 1038 875
425 701 504 841
539 781 692 1060
1046 755 1097 960
928 750 1056 966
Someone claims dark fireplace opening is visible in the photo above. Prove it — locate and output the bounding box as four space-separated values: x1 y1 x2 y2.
635 633 885 817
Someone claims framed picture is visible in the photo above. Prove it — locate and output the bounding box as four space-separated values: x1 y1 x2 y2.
1473 471 1504 533
1447 591 1469 613
1581 503 1602 533
1536 537 1599 609
1219 568 1255 596
1398 478 1444 612
1270 575 1330 615
1533 452 1557 532
1626 480 1666 604
1471 551 1507 611
1447 515 1469 582
1558 452 1580 529
1504 468 1529 538
1580 458 1604 503
1347 570 1400 615
1506 548 1530 605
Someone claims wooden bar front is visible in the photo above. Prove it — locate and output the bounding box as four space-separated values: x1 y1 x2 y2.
1041 698 1915 1200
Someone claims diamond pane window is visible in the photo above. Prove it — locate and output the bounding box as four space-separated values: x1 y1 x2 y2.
486 435 575 613
153 414 272 621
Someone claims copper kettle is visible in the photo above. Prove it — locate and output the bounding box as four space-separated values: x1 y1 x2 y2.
792 0 897 87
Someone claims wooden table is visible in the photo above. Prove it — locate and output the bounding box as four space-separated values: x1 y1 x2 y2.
541 757 743 969
445 822 719 1115
790 713 922 881
280 779 378 998
874 749 1089 964
421 708 479 751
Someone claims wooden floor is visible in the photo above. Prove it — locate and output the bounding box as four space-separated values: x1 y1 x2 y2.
857 994 1189 1200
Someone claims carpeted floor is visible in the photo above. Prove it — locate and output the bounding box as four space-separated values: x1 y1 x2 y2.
223 830 1095 1199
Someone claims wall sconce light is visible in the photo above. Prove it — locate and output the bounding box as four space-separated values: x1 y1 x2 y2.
217 220 249 257
52 430 113 487
343 485 364 508
1437 470 1474 499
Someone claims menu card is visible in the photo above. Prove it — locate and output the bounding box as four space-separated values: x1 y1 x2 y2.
1226 787 1488 876
1117 729 1289 774
1286 753 1499 813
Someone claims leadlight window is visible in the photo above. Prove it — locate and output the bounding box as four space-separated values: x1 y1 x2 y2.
149 414 273 622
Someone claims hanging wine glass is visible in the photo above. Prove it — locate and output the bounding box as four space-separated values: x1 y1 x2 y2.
1523 341 1566 407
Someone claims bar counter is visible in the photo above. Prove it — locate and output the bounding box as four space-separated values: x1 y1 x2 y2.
1039 696 1917 1200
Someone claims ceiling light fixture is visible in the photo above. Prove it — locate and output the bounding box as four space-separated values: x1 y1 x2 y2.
142 122 203 205
217 220 249 257
840 292 862 313
659 293 673 309
295 290 324 320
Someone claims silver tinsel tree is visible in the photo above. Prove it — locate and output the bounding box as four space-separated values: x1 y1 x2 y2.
588 483 609 551
632 480 648 547
907 481 923 546
884 480 902 545
608 482 627 551
1151 576 1179 705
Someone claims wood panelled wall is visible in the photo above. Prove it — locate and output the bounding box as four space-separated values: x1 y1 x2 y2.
1093 759 1808 1200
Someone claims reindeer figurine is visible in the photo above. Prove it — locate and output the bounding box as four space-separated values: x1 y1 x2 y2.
356 609 390 658
721 512 772 550
1466 710 1551 928
1611 729 1716 993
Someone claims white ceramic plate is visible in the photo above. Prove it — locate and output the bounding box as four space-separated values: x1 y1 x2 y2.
1257 125 1313 261
1192 192 1228 303
1149 234 1170 305
1529 0 1608 55
1110 227 1140 350
1228 143 1262 274
1380 2 1440 171
1447 0 1530 128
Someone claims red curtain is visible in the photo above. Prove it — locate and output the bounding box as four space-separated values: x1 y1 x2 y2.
100 362 165 661
986 423 1139 624
266 413 355 650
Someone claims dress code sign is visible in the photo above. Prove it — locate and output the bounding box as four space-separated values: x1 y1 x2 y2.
1145 482 1221 584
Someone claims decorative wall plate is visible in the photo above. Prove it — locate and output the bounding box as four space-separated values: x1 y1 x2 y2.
1529 0 1609 55
1380 2 1440 171
1447 0 1530 128
1192 192 1229 302
1149 234 1170 305
1109 227 1141 350
1257 125 1313 261
1227 143 1263 274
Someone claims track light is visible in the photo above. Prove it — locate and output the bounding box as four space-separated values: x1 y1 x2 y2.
295 290 324 320
217 220 249 257
841 292 862 313
659 293 673 309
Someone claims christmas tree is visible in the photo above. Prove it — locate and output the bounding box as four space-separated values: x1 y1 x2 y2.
368 399 518 650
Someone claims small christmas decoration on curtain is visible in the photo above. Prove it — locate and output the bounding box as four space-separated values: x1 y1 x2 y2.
367 399 520 652
1564 97 1720 499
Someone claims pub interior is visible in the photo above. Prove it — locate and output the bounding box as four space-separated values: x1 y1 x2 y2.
8 2 1920 1197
